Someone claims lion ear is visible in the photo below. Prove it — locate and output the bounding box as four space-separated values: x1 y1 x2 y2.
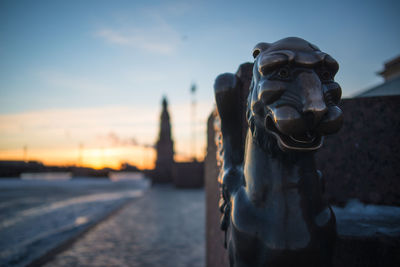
252 42 270 58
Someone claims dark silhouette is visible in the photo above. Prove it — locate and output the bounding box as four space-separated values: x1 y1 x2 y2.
214 37 343 267
153 97 175 183
0 160 120 178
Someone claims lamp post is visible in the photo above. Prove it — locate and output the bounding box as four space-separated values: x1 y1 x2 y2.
190 83 197 161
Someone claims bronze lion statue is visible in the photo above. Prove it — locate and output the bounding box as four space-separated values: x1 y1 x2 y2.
214 37 343 267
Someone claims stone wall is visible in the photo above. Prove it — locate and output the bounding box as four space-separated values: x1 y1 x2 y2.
205 111 229 267
316 95 400 206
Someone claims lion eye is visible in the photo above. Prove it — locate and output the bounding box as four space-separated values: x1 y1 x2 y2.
320 71 332 81
277 68 290 79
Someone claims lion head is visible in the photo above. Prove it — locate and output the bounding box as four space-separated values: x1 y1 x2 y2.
248 37 343 151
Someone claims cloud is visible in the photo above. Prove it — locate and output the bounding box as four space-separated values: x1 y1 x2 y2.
37 70 112 93
0 106 159 150
94 3 187 55
98 132 156 149
96 24 181 54
99 131 138 147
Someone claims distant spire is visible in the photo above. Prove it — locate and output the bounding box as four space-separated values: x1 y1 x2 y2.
162 96 168 109
153 95 174 183
190 83 197 93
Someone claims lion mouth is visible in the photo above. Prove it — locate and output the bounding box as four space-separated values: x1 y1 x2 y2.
265 116 323 151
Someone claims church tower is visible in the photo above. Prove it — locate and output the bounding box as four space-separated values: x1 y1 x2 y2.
153 96 174 183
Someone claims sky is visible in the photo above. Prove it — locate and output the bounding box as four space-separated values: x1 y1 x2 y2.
0 0 399 169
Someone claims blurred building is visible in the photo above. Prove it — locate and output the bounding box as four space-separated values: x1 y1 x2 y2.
0 160 45 177
151 96 204 187
152 97 175 183
378 55 400 81
173 161 204 188
356 55 400 97
0 161 112 178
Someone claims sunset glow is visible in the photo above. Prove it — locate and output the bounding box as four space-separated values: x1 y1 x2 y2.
0 103 211 169
0 145 205 170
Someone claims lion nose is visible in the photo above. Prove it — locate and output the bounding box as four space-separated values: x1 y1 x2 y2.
297 72 328 129
303 104 327 129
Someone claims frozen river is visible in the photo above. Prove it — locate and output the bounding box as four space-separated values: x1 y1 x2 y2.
0 177 150 267
44 185 205 267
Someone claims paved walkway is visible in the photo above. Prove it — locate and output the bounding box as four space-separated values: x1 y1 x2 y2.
44 185 205 267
